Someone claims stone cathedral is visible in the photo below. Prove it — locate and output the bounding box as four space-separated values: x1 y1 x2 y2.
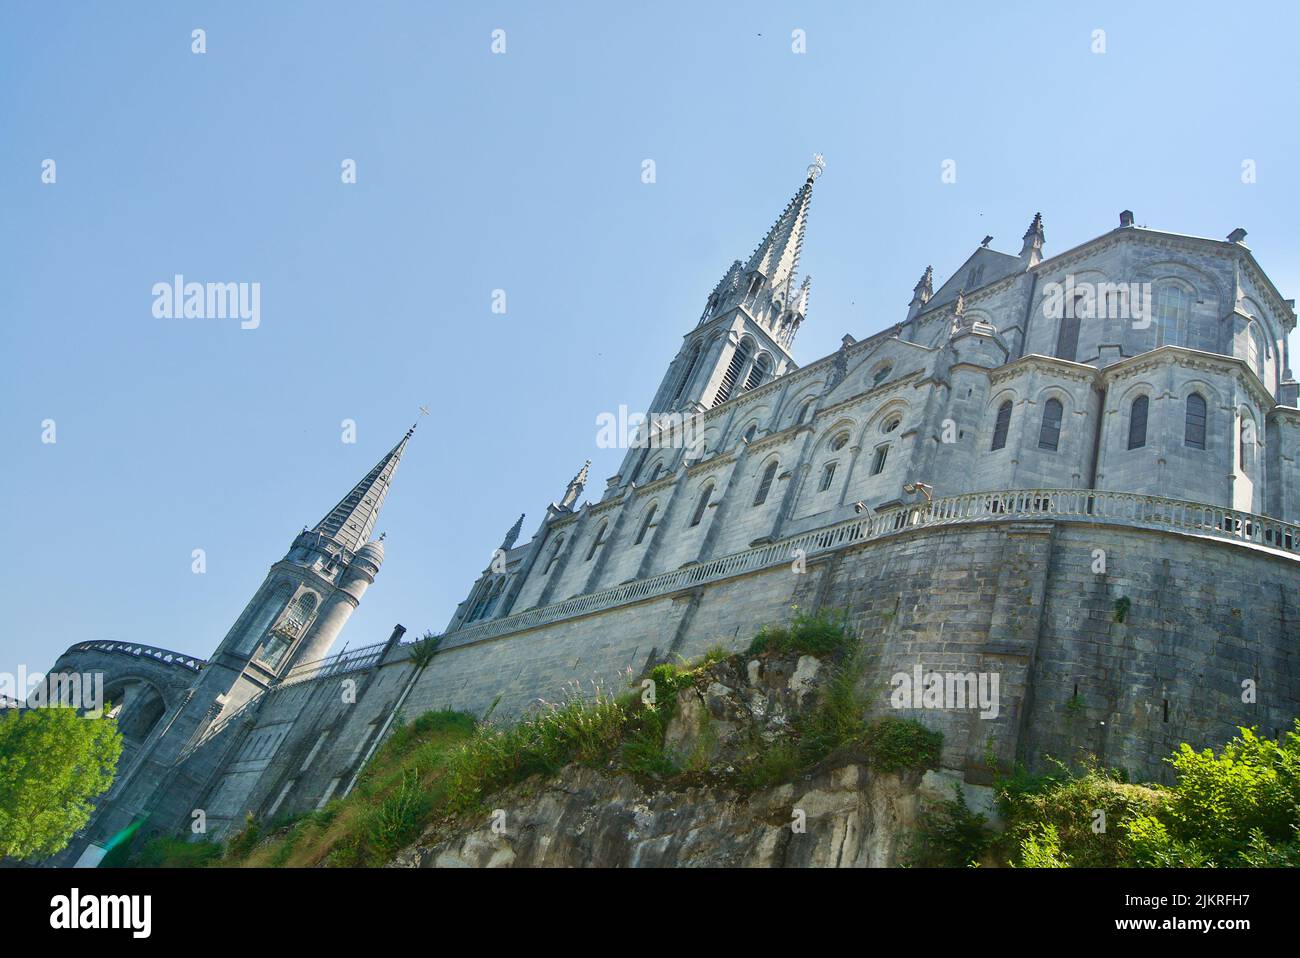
41 161 1300 865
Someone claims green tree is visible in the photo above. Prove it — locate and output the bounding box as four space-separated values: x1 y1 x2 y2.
0 707 122 860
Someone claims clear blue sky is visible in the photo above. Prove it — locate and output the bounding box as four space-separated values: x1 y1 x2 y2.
3 1 1299 676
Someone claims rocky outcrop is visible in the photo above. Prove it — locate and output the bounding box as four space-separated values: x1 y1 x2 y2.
391 649 994 868
393 760 923 868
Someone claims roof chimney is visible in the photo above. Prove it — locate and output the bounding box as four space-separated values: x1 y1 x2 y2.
1119 210 1134 228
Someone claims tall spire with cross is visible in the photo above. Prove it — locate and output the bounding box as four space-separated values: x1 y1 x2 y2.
313 426 414 553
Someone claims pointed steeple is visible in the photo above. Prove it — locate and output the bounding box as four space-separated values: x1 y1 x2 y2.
500 513 525 552
1020 212 1045 267
744 163 819 292
907 265 934 319
313 426 413 553
559 460 590 511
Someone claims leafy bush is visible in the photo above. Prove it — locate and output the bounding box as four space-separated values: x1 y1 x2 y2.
996 722 1300 867
406 631 442 669
906 784 991 867
862 716 943 773
132 835 222 868
747 607 853 658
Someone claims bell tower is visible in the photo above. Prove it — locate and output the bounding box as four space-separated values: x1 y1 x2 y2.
617 157 823 486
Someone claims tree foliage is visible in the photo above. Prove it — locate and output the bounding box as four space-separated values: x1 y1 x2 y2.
0 707 122 860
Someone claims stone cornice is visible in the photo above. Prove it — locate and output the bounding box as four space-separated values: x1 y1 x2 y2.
989 354 1099 387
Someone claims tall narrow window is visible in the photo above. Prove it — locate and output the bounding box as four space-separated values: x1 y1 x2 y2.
634 505 657 545
647 461 663 482
585 521 608 561
1184 393 1206 449
753 461 778 506
672 343 702 401
1248 324 1266 378
1156 284 1188 346
1056 311 1081 362
743 354 770 391
1239 415 1253 471
797 398 814 424
870 445 889 475
1128 395 1148 449
482 579 506 617
712 341 751 406
689 483 714 527
1038 398 1063 451
543 536 565 575
818 462 837 492
990 401 1012 451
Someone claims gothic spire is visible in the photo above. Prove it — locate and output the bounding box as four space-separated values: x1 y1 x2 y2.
312 426 413 553
500 513 525 551
1020 212 1045 266
744 161 820 292
910 266 934 306
559 460 590 511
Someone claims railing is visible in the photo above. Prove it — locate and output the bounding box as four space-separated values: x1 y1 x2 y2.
65 641 206 673
278 640 389 687
438 489 1300 651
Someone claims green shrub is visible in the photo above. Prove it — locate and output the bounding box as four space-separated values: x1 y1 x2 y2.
747 607 853 657
862 716 943 773
406 631 442 668
224 813 263 862
1017 823 1068 868
906 784 991 867
133 835 222 868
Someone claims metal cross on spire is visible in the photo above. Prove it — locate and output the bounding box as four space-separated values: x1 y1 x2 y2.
806 153 825 182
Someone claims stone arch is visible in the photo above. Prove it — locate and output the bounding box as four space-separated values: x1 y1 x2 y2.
1140 259 1223 351
103 675 168 744
633 499 660 545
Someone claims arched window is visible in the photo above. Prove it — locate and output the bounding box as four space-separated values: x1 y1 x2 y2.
796 398 815 424
585 521 609 561
712 341 752 406
543 536 565 575
1184 393 1206 449
1127 395 1148 449
1156 284 1188 346
689 483 714 527
990 401 1012 451
743 353 770 391
672 343 703 401
964 264 985 290
873 363 892 386
1248 323 1266 378
634 504 658 545
818 462 837 492
647 461 663 482
830 431 850 451
1056 311 1081 362
882 416 901 434
742 424 758 443
753 460 778 506
285 592 317 630
870 445 889 475
1038 398 1063 451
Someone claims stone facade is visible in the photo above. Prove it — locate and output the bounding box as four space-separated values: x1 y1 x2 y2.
38 170 1300 865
